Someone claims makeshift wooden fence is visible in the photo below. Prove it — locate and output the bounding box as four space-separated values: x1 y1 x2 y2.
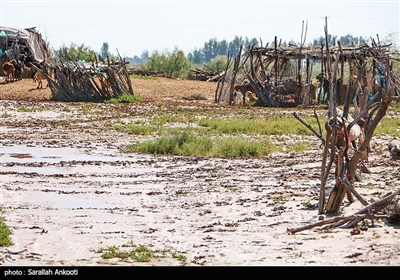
216 19 399 108
35 53 134 102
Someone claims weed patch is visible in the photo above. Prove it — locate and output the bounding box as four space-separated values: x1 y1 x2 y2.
100 244 159 262
122 131 276 158
0 210 12 247
107 93 142 104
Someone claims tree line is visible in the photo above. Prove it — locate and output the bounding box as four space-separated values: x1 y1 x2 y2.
53 33 396 78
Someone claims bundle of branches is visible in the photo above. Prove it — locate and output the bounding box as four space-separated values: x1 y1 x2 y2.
287 190 400 234
188 68 224 82
293 34 400 220
35 52 134 102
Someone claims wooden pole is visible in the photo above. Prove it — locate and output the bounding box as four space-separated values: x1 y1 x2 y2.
274 36 278 90
339 45 345 105
293 112 326 143
305 58 311 105
228 45 242 105
324 16 333 114
324 50 344 214
215 51 231 103
319 127 331 214
318 41 324 103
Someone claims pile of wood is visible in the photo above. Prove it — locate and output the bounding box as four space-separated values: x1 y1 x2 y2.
127 67 166 78
36 53 134 102
187 68 224 82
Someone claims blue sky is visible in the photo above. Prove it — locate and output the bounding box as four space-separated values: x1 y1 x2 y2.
1 0 399 57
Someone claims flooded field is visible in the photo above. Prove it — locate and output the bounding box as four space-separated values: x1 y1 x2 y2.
1 83 399 265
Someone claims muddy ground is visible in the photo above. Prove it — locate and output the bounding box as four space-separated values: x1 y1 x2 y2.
0 78 399 266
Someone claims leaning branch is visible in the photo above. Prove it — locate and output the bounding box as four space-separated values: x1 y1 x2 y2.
293 112 326 144
287 189 399 234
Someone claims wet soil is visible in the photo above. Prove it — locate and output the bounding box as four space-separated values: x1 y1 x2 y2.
0 78 399 266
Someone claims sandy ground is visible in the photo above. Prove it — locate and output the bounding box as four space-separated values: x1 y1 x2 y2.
0 76 217 102
0 78 399 266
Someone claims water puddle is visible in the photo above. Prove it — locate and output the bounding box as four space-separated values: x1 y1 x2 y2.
0 145 129 164
0 145 160 176
0 165 155 176
34 191 108 209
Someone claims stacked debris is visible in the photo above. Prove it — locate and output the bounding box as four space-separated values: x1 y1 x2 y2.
0 26 50 75
36 52 134 102
127 67 166 77
0 26 50 62
187 68 224 82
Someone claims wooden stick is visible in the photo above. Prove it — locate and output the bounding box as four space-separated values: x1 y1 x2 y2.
341 177 368 206
274 36 278 90
330 189 400 228
341 121 354 203
314 109 323 136
356 189 400 215
287 214 371 234
319 126 331 214
215 51 231 103
220 55 234 102
288 189 399 235
325 147 346 212
293 112 326 143
228 45 242 105
324 50 345 214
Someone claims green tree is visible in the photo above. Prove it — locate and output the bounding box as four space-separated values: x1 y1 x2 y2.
140 50 149 63
55 43 97 62
187 36 259 64
167 48 192 77
217 40 228 56
142 48 193 78
143 50 165 72
100 42 110 58
188 49 203 64
311 34 368 47
228 36 243 57
203 38 217 62
203 55 228 72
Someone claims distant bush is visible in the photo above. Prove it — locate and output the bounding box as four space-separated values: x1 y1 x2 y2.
54 43 97 62
203 55 228 72
142 48 193 78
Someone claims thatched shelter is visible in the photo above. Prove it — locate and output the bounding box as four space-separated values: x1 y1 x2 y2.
0 26 50 72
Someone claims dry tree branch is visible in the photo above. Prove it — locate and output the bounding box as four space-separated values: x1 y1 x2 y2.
287 189 400 234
